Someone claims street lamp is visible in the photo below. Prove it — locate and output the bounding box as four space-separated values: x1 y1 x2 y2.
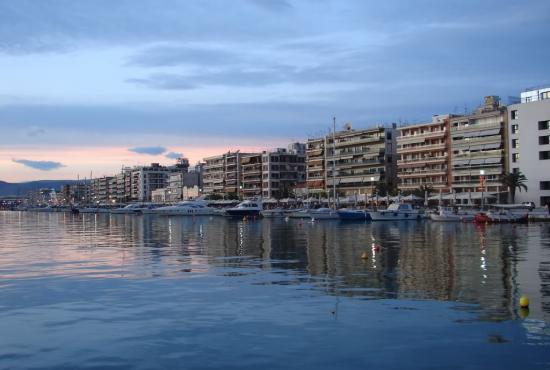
370 176 375 208
479 170 485 209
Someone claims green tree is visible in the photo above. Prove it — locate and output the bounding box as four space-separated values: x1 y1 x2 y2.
501 171 528 203
412 185 434 199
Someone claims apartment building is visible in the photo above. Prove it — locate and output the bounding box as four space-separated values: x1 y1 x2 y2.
202 154 225 195
224 152 247 196
307 124 397 197
397 115 452 192
450 96 507 194
508 87 550 206
131 163 171 202
241 153 263 198
90 176 113 203
261 147 306 199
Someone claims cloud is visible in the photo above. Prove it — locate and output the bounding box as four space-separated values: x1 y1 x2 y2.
128 146 167 155
12 158 65 171
165 151 184 159
127 45 240 68
26 125 46 137
248 0 292 12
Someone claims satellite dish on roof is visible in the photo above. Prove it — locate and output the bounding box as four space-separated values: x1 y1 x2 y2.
343 123 352 131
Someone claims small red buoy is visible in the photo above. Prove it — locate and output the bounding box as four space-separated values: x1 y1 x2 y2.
374 246 380 252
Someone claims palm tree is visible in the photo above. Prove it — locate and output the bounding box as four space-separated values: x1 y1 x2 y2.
501 171 528 203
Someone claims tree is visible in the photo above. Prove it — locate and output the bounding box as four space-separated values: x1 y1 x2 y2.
375 182 398 197
412 185 434 199
501 171 528 203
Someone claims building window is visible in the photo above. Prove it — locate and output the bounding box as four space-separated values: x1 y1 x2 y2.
541 196 550 206
540 151 550 160
541 92 550 100
539 121 549 130
511 124 519 134
511 110 519 120
541 181 550 190
540 136 550 145
512 139 519 148
512 153 520 162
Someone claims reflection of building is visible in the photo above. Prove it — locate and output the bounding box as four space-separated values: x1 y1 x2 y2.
507 86 550 206
397 115 452 192
306 124 398 196
450 96 507 193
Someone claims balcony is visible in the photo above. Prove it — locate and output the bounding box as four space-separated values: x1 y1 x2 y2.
398 169 447 178
397 143 446 154
397 129 446 144
333 135 384 148
451 120 501 135
397 155 448 166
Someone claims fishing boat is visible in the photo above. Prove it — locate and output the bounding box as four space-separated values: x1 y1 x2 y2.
369 203 421 221
429 206 476 222
225 200 263 218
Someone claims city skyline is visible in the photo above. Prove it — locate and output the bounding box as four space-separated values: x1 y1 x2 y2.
1 0 550 182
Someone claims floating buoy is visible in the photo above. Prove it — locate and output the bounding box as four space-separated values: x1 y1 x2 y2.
361 252 369 260
520 296 529 308
374 245 380 252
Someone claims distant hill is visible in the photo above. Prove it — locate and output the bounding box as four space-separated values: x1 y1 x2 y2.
0 180 80 197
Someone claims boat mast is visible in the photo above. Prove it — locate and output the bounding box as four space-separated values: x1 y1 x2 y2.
332 116 337 210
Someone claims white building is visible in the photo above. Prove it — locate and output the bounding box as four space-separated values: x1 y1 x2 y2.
508 88 550 206
520 86 550 103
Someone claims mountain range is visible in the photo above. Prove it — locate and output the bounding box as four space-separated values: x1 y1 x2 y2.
0 180 79 197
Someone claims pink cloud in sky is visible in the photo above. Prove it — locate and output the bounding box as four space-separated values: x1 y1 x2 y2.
0 141 288 182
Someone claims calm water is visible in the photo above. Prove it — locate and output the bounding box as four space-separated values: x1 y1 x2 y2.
1 211 550 370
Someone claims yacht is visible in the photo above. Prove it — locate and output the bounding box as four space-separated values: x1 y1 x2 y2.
369 203 421 221
110 203 151 214
337 208 370 221
309 208 339 220
429 206 476 222
79 205 111 214
153 201 215 216
288 209 312 218
225 200 263 218
261 208 287 218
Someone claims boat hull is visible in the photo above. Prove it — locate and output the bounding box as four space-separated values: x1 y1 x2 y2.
225 209 261 218
369 211 421 221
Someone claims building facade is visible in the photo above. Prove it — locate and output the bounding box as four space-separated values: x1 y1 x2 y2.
450 96 507 194
397 115 452 192
307 124 398 197
508 89 550 206
261 147 306 199
241 153 263 198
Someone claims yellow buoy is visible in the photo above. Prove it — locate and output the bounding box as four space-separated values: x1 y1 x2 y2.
361 252 369 260
520 296 529 308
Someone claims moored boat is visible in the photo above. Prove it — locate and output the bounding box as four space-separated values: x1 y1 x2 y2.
337 208 370 221
369 203 421 221
429 206 476 222
225 200 263 218
309 208 339 220
153 201 215 216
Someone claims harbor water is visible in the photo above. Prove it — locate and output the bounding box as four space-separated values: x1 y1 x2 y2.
1 211 549 369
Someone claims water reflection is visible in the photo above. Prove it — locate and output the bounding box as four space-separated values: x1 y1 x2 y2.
1 211 549 323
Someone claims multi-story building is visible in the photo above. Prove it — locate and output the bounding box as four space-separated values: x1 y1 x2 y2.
224 152 248 196
520 85 550 103
307 124 398 197
450 96 507 194
241 153 263 198
131 163 170 202
261 147 306 199
508 87 550 206
306 137 326 195
397 115 452 192
202 154 225 195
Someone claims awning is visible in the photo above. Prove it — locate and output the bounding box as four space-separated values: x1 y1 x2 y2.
453 160 470 166
470 159 485 165
483 143 501 150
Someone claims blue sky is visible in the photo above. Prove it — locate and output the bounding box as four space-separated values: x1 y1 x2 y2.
1 0 549 181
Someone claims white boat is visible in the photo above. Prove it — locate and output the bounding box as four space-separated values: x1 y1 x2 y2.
110 203 151 214
79 206 111 214
225 200 263 218
310 208 339 220
369 203 421 221
429 206 476 222
261 208 287 218
153 201 215 216
529 208 550 221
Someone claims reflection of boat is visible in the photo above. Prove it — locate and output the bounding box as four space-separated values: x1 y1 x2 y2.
337 208 370 221
154 201 215 216
429 207 475 222
310 208 339 220
225 200 263 217
369 203 421 221
528 208 550 221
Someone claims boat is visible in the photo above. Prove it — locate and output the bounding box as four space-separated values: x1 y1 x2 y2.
287 209 312 218
528 208 550 222
153 201 215 216
110 203 152 214
368 203 421 221
225 200 263 218
261 208 288 218
429 206 476 222
474 210 528 223
79 205 111 214
309 207 339 220
337 208 370 221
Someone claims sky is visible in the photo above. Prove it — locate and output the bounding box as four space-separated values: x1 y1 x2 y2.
1 0 549 182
